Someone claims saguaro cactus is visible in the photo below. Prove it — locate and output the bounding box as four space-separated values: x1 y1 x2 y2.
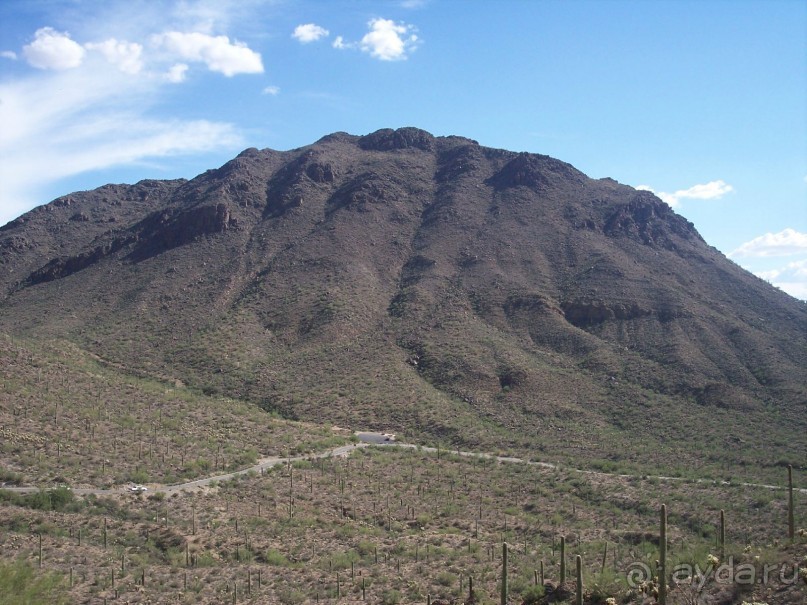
659 504 667 605
575 555 583 605
501 542 508 605
560 536 566 584
601 541 608 573
788 465 795 542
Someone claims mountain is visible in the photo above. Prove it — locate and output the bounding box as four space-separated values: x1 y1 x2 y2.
1 127 804 480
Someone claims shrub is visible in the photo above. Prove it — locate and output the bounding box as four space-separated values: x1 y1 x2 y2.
0 468 23 485
0 560 69 605
0 487 74 512
128 469 149 484
262 549 291 567
521 584 545 605
381 589 402 605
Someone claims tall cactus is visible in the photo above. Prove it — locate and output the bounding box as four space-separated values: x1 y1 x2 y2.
659 504 667 605
501 542 508 605
788 465 795 542
560 536 566 584
575 555 583 605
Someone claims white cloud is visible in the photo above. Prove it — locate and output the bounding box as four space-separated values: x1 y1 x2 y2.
755 268 781 281
756 259 807 281
23 27 86 70
729 228 807 258
782 259 807 279
85 39 144 74
635 185 677 207
675 180 734 200
0 6 271 227
151 31 263 76
292 23 329 43
360 18 418 61
262 85 280 95
332 36 349 50
772 282 807 300
754 259 807 300
0 51 243 226
165 63 189 82
636 180 733 208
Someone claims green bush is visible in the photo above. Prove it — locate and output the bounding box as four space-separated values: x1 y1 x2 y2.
0 467 23 485
277 586 306 604
521 584 545 605
326 550 359 571
381 588 402 605
263 548 291 566
128 469 149 484
0 559 69 604
0 487 75 512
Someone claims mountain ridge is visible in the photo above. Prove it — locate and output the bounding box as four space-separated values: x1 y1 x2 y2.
0 127 804 479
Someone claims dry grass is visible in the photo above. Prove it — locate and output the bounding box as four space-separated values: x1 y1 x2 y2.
1 445 804 604
0 333 350 488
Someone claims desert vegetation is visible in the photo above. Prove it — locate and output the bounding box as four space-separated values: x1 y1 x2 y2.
0 443 804 604
0 333 351 488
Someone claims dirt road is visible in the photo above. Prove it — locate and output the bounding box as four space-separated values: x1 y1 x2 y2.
3 432 804 496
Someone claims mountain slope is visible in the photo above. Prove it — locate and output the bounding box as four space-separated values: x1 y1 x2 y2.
1 127 804 481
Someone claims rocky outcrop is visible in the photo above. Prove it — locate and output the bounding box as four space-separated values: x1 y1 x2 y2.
305 161 337 183
25 237 132 286
327 171 406 213
436 143 484 183
263 150 339 216
358 127 436 152
486 152 585 191
24 201 234 284
128 202 233 261
603 192 702 248
561 300 653 326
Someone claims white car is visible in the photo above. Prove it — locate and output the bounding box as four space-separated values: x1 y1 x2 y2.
382 433 396 442
128 484 148 493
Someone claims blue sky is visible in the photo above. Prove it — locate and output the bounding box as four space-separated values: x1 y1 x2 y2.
1 0 805 298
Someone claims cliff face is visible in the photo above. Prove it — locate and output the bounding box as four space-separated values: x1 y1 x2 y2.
0 127 804 469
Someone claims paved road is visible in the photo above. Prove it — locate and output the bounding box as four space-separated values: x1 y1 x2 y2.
2 432 804 496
